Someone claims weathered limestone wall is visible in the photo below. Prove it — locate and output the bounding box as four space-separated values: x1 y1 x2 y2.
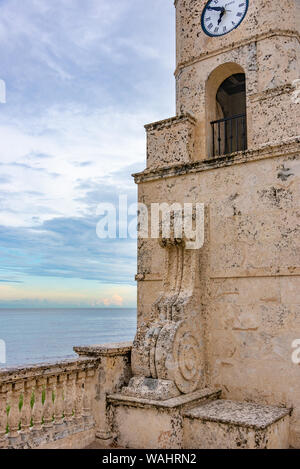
0 357 99 449
134 139 300 447
175 0 300 65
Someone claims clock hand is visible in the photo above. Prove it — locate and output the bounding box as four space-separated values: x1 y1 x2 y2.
207 6 224 12
218 9 226 24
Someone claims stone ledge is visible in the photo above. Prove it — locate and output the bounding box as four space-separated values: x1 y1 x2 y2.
249 83 295 103
136 266 300 282
108 387 221 410
133 136 300 184
144 113 196 132
210 266 300 279
0 357 98 384
135 273 162 282
183 400 292 431
122 377 181 401
74 342 132 358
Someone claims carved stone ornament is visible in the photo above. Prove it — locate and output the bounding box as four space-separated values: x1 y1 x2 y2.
125 207 205 399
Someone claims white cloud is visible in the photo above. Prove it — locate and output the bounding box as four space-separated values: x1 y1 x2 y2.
0 105 156 226
102 294 124 307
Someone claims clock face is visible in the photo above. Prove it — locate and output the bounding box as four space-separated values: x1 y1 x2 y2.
201 0 249 37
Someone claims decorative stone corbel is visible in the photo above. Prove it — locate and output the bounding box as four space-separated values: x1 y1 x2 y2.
124 206 205 400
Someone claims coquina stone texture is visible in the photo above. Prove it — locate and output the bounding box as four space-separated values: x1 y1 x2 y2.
1 0 299 450
128 0 300 449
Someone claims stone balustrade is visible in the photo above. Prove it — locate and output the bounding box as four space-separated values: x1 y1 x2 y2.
0 342 132 449
0 357 98 449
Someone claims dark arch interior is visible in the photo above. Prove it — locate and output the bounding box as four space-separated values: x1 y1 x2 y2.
216 73 246 118
212 73 247 156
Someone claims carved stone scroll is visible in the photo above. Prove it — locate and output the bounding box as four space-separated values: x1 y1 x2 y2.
125 207 205 399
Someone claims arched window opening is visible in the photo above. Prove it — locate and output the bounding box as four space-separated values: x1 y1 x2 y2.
211 73 247 157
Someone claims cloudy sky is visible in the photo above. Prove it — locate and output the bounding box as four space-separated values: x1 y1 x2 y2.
0 0 175 308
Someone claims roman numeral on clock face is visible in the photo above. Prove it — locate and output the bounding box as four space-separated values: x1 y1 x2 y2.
201 0 249 37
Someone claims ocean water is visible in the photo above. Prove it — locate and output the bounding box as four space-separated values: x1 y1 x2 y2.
0 308 137 368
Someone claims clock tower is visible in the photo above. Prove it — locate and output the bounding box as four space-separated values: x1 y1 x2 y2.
175 0 299 158
107 0 300 449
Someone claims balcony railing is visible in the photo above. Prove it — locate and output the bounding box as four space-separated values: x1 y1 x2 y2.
211 113 247 157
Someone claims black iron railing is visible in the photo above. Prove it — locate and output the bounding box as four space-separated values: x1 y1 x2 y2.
211 113 247 157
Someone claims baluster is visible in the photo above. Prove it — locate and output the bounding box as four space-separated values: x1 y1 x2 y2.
43 376 56 429
74 371 85 422
230 118 233 154
211 122 215 157
54 375 66 425
32 378 46 431
20 379 35 436
242 115 246 150
217 121 221 156
0 384 8 448
5 383 12 437
65 373 76 422
8 382 22 439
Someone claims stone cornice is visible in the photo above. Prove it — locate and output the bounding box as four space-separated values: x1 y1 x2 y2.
108 388 221 410
249 83 295 103
136 265 300 283
175 29 300 77
74 342 132 358
133 137 300 184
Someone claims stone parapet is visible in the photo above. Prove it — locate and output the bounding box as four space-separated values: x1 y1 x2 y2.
108 387 222 449
0 357 98 449
75 342 133 446
0 342 133 449
145 114 196 169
